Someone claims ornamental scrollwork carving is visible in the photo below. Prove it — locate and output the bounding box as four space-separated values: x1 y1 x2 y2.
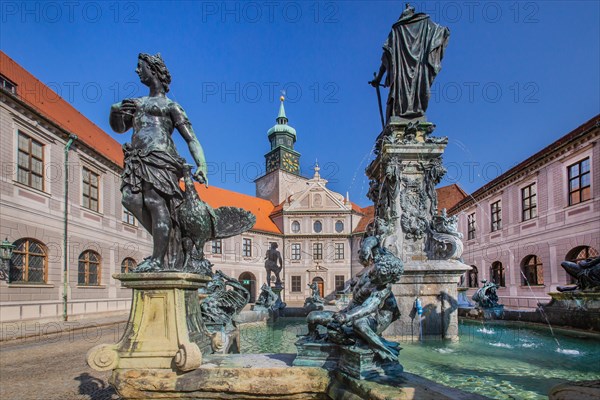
399 177 428 239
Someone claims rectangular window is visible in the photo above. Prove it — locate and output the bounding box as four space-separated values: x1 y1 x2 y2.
123 209 136 226
467 213 476 240
17 131 44 191
82 167 100 212
313 243 323 260
490 201 501 232
291 276 302 292
242 238 252 257
335 275 345 292
568 158 591 205
521 183 537 221
212 239 222 254
291 243 301 260
334 243 344 260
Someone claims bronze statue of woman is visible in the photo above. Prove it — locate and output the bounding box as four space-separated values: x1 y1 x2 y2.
110 53 207 272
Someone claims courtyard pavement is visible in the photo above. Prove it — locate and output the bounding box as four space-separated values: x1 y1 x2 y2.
0 320 126 400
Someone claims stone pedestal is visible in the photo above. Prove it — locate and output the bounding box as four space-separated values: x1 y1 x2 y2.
367 120 470 341
385 260 469 341
294 338 403 380
293 337 340 369
87 273 212 373
339 346 403 380
367 119 447 260
272 286 286 310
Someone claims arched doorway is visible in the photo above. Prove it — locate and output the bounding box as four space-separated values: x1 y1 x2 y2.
312 277 324 298
238 272 257 303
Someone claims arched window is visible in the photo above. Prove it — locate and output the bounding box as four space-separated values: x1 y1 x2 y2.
490 261 505 287
565 246 599 284
121 258 136 274
335 220 344 233
78 250 101 286
10 238 47 283
468 266 479 288
521 255 544 286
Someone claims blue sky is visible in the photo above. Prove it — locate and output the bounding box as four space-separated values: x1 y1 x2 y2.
2 1 599 206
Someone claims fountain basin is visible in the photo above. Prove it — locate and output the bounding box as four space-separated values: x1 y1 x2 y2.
110 353 486 399
240 318 600 400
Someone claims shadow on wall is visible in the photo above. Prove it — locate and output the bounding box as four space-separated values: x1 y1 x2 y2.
410 291 459 339
74 372 118 400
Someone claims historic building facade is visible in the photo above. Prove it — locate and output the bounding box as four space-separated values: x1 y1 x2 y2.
0 52 151 322
205 98 367 304
450 115 599 308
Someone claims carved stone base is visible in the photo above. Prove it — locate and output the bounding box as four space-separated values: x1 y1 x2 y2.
87 273 211 373
537 292 600 331
339 346 403 380
109 354 485 399
293 337 340 369
544 291 600 310
385 260 471 341
271 286 287 310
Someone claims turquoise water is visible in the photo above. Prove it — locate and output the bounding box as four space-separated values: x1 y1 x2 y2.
240 318 600 400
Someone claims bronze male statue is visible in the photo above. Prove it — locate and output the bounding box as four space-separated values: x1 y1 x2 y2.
264 242 283 287
371 3 450 122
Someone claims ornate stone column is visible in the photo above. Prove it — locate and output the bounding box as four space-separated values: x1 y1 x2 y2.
366 118 470 341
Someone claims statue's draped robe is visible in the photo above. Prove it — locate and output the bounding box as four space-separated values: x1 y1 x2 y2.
382 13 449 120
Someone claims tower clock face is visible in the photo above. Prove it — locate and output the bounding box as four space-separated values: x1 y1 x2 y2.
267 154 280 172
282 153 299 173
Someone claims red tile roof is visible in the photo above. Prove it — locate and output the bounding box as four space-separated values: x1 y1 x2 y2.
0 51 124 167
354 205 375 233
193 182 281 234
436 184 468 212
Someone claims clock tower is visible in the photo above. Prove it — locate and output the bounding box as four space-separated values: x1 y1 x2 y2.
265 96 301 174
255 97 307 205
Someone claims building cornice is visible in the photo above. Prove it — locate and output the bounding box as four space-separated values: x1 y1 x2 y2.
449 116 599 215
